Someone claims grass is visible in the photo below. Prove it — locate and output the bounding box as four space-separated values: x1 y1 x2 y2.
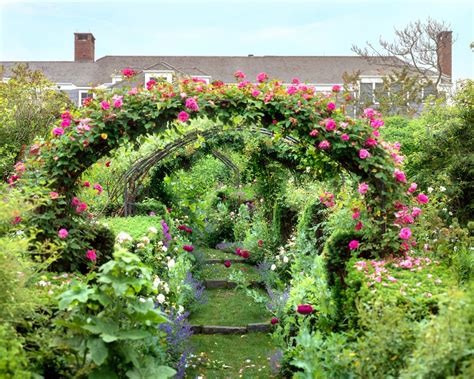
100 216 162 239
185 334 279 378
188 289 270 326
201 263 261 282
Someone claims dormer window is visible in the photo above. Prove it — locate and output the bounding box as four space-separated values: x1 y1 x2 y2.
144 71 173 85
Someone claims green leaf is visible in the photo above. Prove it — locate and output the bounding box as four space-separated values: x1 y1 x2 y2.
58 283 94 309
89 365 119 379
87 338 108 365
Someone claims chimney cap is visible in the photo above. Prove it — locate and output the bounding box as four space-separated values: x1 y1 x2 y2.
74 32 95 41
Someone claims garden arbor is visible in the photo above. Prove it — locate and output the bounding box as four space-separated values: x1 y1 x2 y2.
19 73 428 260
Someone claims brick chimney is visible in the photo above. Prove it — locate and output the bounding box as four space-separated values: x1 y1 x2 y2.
74 33 95 62
437 31 452 80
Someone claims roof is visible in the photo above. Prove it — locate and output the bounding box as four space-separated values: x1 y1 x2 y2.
0 55 406 87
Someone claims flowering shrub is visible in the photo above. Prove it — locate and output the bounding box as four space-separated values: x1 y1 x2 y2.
16 72 431 261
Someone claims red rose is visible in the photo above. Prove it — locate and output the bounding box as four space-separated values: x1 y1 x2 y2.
241 250 250 259
185 227 192 234
178 225 186 231
297 304 314 315
183 245 194 252
271 317 279 325
224 260 231 268
235 248 241 256
258 240 264 247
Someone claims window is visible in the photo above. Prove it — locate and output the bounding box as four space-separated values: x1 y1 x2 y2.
360 83 373 103
79 90 93 107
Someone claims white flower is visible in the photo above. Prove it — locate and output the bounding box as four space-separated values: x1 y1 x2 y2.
439 186 446 192
136 243 145 249
157 294 166 304
427 187 434 193
148 226 158 234
141 236 150 244
283 256 289 263
270 264 277 271
116 231 133 244
162 246 168 252
178 305 184 314
167 259 176 269
152 277 161 289
139 297 146 303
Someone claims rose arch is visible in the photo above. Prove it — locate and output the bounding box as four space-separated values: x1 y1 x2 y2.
18 72 429 264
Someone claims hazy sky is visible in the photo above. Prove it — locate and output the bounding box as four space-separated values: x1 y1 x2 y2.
1 0 473 80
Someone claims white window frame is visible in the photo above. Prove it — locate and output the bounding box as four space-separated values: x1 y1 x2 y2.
78 89 93 107
144 70 174 85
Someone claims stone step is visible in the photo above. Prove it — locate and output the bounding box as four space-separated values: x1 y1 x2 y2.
190 323 271 334
204 280 265 289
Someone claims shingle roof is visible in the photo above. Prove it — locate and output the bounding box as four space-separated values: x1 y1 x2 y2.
0 55 404 87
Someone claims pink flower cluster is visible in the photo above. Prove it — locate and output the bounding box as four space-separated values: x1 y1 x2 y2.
71 197 88 213
185 97 200 111
319 191 335 207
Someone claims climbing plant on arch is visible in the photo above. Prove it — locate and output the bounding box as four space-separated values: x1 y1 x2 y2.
18 72 429 264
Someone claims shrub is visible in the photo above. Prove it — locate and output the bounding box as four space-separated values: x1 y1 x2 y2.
0 324 31 379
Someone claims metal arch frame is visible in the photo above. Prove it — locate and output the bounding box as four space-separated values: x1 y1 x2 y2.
104 127 299 216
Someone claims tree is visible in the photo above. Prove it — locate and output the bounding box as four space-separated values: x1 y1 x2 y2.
0 64 72 178
352 18 452 96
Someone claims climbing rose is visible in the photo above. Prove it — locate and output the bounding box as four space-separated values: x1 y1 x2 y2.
178 111 190 122
71 197 81 206
411 207 422 218
297 304 313 315
76 202 88 213
52 127 64 136
352 211 360 219
417 193 429 204
224 260 231 268
234 70 246 79
394 169 407 183
318 140 330 150
309 129 319 137
86 249 97 262
363 108 376 118
122 68 135 77
113 95 123 108
49 191 59 199
58 228 69 239
100 101 110 110
348 240 360 250
251 89 260 97
327 102 336 111
355 221 363 231
341 134 350 141
358 182 369 194
146 79 156 90
332 85 341 93
185 227 193 234
183 245 194 252
399 227 412 240
185 97 200 111
286 85 298 95
241 250 250 259
93 183 103 194
324 118 336 131
256 72 268 82
408 182 417 193
365 138 377 147
61 118 71 127
292 77 300 84
370 119 384 128
271 317 279 325
359 149 371 159
83 181 90 187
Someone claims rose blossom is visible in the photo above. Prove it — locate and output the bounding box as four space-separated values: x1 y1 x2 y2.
327 102 336 111
50 191 59 199
53 127 64 136
122 68 135 78
183 245 194 252
178 111 190 122
355 221 363 231
359 149 371 159
408 183 417 193
86 249 97 262
256 72 268 82
112 95 123 108
352 211 360 219
251 89 260 97
100 101 110 110
93 183 103 194
394 169 407 183
271 317 279 325
309 130 319 137
297 304 314 315
399 227 412 240
358 182 369 194
332 85 341 93
348 240 360 250
58 228 69 239
234 70 246 79
411 207 422 217
417 193 429 204
318 140 330 150
224 260 231 268
341 134 350 141
324 118 336 131
185 97 200 111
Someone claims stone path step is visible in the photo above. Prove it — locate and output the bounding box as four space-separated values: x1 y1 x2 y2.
190 323 271 334
204 279 264 289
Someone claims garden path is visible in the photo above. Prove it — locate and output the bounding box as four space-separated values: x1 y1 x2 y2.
185 248 279 378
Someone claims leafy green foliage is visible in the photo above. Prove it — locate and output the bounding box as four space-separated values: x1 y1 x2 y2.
54 249 175 378
0 324 31 379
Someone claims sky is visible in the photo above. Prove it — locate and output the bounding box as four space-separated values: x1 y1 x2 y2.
0 0 473 80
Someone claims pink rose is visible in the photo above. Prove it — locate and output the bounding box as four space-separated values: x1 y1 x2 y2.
359 149 371 159
324 118 336 131
358 182 369 194
256 72 268 83
146 79 156 90
178 111 190 122
71 197 81 206
52 127 64 136
286 85 298 95
93 183 103 195
365 138 377 147
355 221 363 231
251 89 260 97
364 108 376 118
113 95 123 108
411 207 422 217
271 317 279 325
348 240 360 250
408 183 417 193
309 130 319 137
183 245 194 252
86 249 97 262
185 97 200 112
370 119 384 128
83 181 91 188
416 193 429 204
100 101 110 110
399 227 412 240
394 169 407 183
327 102 336 111
234 70 246 79
318 140 330 150
61 118 71 128
128 87 138 95
352 211 360 219
341 134 350 141
292 78 300 84
50 191 59 199
122 68 135 78
61 111 72 119
58 228 69 239
332 85 341 93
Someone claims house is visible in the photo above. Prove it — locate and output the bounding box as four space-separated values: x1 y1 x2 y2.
0 33 452 108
